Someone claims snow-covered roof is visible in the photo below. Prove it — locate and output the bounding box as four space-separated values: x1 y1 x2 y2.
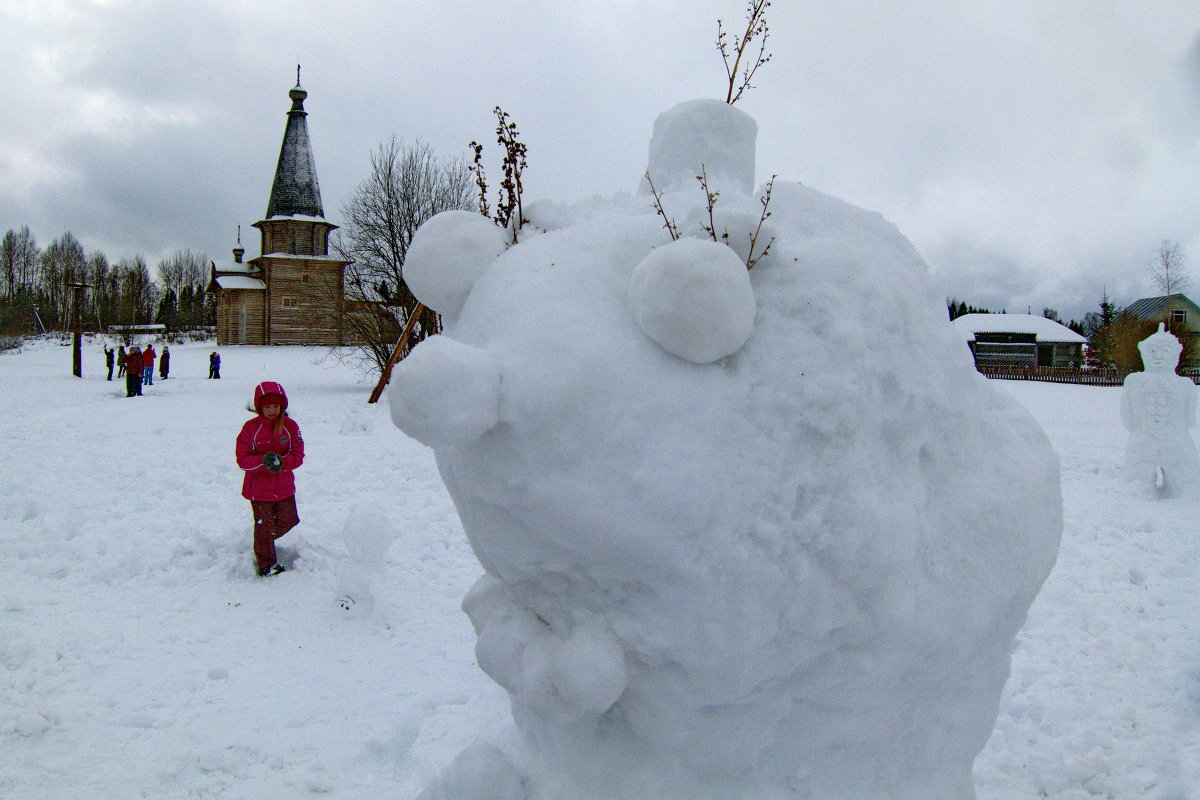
255 252 346 262
951 313 1085 343
262 214 329 224
211 260 257 274
214 276 265 290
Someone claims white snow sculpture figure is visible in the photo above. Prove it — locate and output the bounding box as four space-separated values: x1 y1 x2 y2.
389 99 1061 800
336 507 395 614
1121 323 1199 497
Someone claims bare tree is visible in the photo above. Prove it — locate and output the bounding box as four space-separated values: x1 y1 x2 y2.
335 137 474 372
0 226 39 300
14 227 39 293
156 249 208 301
113 255 155 327
1149 240 1191 296
0 231 16 300
39 232 86 327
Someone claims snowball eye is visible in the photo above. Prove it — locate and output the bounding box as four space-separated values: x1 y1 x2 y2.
404 210 508 318
628 238 756 364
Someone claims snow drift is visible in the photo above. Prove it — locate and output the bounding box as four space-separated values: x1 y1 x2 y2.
390 98 1062 799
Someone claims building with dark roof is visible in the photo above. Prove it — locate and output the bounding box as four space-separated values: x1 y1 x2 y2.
209 79 350 346
1123 294 1200 335
1121 293 1200 368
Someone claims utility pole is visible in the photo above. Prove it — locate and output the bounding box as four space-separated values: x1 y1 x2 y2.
67 281 89 377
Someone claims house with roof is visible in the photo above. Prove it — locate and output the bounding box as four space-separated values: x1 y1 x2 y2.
208 79 350 346
951 313 1086 369
1123 293 1200 337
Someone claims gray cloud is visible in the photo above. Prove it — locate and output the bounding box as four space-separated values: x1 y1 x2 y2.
1 1 1197 311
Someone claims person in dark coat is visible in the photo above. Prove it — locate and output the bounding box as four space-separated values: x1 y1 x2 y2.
117 345 127 378
209 351 221 379
159 346 170 380
124 347 143 397
104 345 115 381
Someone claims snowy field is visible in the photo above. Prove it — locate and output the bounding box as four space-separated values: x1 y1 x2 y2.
1 336 1198 799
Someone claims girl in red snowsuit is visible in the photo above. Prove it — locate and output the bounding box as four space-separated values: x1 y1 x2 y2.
236 381 305 576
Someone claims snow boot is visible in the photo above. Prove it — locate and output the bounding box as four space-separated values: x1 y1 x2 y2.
257 564 286 577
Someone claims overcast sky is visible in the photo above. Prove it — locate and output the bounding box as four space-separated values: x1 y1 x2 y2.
2 0 1198 322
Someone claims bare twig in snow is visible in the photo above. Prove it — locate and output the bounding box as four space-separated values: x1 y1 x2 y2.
645 172 680 241
746 175 776 270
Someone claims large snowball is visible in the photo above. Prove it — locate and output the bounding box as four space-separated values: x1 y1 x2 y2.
403 210 507 317
387 335 500 448
629 238 756 363
640 98 757 195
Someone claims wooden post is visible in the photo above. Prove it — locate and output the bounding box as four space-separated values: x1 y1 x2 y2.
368 302 426 404
68 282 88 378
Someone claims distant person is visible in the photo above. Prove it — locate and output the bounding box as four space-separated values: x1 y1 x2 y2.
159 346 170 381
124 347 143 397
103 345 115 381
116 345 127 378
235 381 305 576
209 351 221 379
142 344 156 386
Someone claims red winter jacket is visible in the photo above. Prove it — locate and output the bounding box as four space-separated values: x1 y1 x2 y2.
142 346 156 368
236 414 304 501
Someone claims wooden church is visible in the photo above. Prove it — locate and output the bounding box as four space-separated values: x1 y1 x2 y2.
209 79 350 346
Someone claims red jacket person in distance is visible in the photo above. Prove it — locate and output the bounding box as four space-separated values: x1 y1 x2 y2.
236 381 305 576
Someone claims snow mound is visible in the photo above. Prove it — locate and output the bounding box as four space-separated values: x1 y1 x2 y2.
390 100 1062 800
417 741 525 800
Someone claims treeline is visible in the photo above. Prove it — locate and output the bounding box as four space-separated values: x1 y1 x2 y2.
0 227 215 336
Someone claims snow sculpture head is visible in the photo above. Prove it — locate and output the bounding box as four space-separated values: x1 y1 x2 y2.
391 100 1061 800
1138 322 1183 373
1121 324 1198 497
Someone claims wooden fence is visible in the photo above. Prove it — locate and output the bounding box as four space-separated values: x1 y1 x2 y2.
976 364 1200 386
975 364 1129 386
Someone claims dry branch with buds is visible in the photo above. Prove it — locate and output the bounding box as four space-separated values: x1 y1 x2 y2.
746 175 776 270
717 0 772 105
696 166 729 244
469 106 530 245
645 172 680 241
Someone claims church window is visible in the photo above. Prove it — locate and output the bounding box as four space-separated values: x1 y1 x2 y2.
282 296 298 308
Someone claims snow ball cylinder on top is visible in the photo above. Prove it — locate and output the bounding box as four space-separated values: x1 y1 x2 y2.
390 98 1062 800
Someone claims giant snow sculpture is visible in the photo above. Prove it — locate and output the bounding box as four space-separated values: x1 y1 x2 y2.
1121 323 1199 497
390 99 1062 800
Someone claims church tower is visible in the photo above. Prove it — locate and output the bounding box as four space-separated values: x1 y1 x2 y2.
210 74 349 346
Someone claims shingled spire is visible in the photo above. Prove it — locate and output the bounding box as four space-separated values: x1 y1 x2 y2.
265 74 325 219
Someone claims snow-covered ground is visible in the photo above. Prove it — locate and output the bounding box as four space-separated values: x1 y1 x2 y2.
1 337 1197 799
